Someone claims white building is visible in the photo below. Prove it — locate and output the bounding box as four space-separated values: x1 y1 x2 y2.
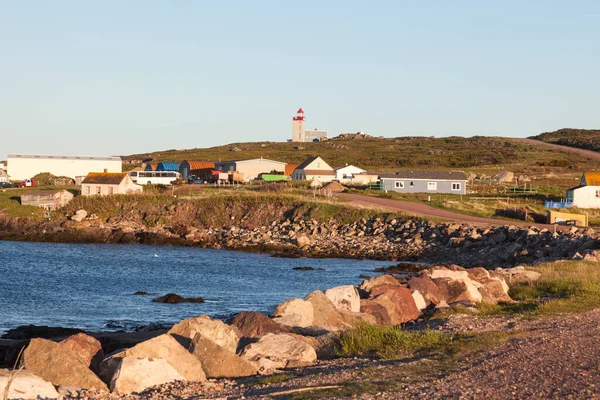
292 156 336 184
291 108 328 142
7 154 122 181
81 172 143 196
334 165 378 185
0 170 8 183
566 172 600 208
0 160 6 171
214 157 287 182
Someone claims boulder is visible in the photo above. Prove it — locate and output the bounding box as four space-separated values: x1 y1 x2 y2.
295 235 311 247
0 369 59 400
110 357 185 395
305 291 354 331
152 293 205 303
190 333 257 378
407 275 443 306
481 278 513 303
325 285 360 313
272 299 314 328
99 334 205 384
432 278 482 304
71 209 87 222
429 267 469 281
22 338 107 391
169 315 240 353
467 267 491 283
368 286 421 325
60 333 103 374
241 334 317 373
229 311 293 339
411 290 427 311
358 275 400 295
360 299 392 325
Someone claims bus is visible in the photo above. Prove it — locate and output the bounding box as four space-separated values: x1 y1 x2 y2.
129 171 181 185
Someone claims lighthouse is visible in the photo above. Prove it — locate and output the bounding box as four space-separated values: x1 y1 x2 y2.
292 108 306 142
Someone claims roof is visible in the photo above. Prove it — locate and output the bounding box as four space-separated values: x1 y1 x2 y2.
323 181 346 192
297 108 304 113
145 163 158 171
156 162 181 171
567 185 586 191
235 158 287 165
8 153 120 161
335 165 366 173
304 170 336 176
21 190 66 198
296 156 319 170
285 163 298 176
185 161 215 170
583 172 600 186
379 171 467 181
82 172 128 185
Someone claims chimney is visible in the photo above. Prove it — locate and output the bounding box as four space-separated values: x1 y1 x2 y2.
104 169 107 173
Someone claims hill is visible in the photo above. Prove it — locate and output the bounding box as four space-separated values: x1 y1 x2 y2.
531 128 600 152
125 136 600 173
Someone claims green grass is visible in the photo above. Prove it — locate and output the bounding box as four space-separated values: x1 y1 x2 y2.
125 136 600 174
336 324 454 359
0 187 78 220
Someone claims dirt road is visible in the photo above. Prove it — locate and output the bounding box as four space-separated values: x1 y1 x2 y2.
338 192 559 230
516 138 600 161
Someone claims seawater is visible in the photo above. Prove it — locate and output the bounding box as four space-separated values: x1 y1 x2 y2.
0 241 393 333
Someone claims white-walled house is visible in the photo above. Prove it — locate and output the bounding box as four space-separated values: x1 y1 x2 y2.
566 172 600 208
0 170 8 183
292 156 336 183
334 165 378 185
81 172 143 196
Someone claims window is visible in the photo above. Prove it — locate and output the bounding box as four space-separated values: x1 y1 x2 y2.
410 181 414 187
427 182 437 190
596 191 600 198
108 187 114 195
395 181 404 189
452 183 461 191
85 186 90 194
129 172 137 177
96 186 101 195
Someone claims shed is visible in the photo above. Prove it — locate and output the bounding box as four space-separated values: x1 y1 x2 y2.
179 160 216 181
81 172 143 196
156 162 181 172
214 158 287 182
20 190 74 210
145 163 159 171
379 171 467 195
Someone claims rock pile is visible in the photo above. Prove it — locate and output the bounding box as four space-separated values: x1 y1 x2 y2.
2 265 540 398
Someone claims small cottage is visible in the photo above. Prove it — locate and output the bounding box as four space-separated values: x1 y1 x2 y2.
0 170 8 183
81 171 143 196
21 190 74 210
566 172 600 208
292 156 336 183
335 165 378 185
379 171 467 195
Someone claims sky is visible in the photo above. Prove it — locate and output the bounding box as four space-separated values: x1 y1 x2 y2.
0 1 599 158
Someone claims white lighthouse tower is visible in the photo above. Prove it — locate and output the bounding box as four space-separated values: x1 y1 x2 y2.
292 108 306 142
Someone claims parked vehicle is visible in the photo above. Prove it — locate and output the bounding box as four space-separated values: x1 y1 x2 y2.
129 171 181 185
16 179 35 188
0 182 15 188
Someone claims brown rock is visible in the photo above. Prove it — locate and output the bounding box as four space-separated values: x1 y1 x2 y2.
481 278 513 303
358 275 400 296
408 275 443 306
360 299 392 325
305 291 353 331
22 338 108 391
110 356 185 395
190 333 257 378
467 267 491 283
433 278 482 304
229 311 293 339
240 334 316 373
169 315 240 353
60 333 104 374
370 286 421 325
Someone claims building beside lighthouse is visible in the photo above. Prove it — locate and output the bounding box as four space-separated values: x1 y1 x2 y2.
291 108 328 142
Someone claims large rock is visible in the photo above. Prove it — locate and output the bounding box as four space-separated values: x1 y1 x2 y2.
0 369 59 400
22 338 107 391
110 357 185 395
368 286 421 325
272 299 314 328
99 334 205 384
71 209 87 222
229 311 293 339
358 275 400 295
305 290 354 331
497 267 542 284
169 315 239 353
407 275 443 306
467 267 491 282
241 334 316 373
429 267 469 281
411 290 427 311
480 278 513 303
60 333 103 374
190 333 257 378
360 299 392 325
325 285 360 313
433 277 482 304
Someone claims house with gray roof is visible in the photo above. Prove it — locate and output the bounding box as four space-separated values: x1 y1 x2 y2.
378 171 467 195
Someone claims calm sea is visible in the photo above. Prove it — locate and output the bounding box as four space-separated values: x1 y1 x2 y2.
0 241 392 333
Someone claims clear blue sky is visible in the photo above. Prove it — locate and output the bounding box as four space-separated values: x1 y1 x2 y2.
1 1 598 158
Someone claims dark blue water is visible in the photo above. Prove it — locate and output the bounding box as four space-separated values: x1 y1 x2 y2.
0 241 392 333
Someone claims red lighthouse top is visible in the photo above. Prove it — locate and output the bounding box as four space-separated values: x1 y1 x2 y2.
293 108 305 121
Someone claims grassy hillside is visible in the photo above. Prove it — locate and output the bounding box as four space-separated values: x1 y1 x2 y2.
531 128 600 152
125 136 600 173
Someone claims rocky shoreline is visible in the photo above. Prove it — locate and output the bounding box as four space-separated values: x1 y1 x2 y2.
1 264 539 398
1 213 599 267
